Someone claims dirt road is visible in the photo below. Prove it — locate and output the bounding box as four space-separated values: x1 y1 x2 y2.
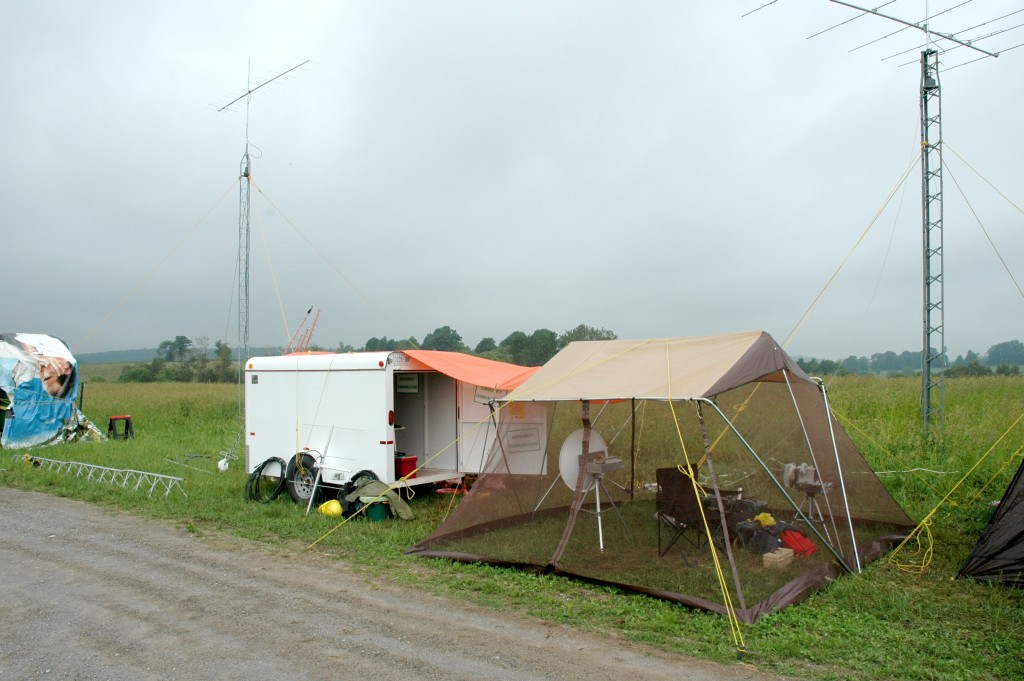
0 487 790 681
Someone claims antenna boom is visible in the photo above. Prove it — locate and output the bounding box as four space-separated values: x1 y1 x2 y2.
218 60 310 112
827 0 999 57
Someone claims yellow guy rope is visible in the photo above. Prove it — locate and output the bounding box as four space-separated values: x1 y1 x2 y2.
664 341 746 653
943 159 1024 301
945 142 1024 216
965 446 1023 508
833 408 947 500
783 153 919 350
890 410 1024 573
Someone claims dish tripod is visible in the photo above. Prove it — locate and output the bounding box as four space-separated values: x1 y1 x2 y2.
795 481 833 543
582 457 626 552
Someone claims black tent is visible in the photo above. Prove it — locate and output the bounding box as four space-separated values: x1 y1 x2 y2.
959 458 1024 587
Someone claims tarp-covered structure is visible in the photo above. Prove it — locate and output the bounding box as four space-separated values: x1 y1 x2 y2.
0 333 100 449
958 457 1024 587
409 332 915 622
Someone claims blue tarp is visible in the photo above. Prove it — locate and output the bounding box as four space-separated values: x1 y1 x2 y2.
0 333 85 449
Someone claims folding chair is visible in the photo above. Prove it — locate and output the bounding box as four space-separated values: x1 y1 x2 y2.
655 466 705 556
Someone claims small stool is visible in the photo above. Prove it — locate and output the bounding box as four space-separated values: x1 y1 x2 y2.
108 415 135 439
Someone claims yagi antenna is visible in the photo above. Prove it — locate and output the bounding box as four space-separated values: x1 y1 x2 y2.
218 60 309 113
827 0 1000 58
751 2 1017 430
217 60 308 407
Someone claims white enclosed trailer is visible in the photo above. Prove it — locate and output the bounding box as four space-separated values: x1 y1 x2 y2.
244 350 537 503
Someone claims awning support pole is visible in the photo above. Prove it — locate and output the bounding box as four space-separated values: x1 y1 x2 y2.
696 401 747 613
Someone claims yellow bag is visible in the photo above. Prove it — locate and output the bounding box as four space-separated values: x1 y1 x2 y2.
317 499 342 517
753 512 776 528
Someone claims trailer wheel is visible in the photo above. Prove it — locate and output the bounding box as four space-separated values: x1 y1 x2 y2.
285 452 319 504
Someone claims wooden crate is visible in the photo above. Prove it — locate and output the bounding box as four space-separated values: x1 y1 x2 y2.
763 547 794 569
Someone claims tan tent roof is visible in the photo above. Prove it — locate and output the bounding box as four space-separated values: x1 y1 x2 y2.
505 331 811 402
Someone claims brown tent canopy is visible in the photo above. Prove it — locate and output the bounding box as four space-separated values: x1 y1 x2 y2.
409 332 915 622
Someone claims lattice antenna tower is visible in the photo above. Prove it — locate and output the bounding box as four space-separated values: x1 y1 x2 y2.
218 60 308 396
753 1 1012 430
822 2 1007 430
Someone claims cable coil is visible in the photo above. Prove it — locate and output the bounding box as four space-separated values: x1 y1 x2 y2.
245 457 287 503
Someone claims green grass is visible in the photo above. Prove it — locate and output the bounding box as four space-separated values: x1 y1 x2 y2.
2 378 1022 680
77 363 132 383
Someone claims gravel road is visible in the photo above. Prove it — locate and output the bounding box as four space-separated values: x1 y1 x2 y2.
0 487 791 681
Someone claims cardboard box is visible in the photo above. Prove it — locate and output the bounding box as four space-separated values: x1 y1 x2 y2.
763 547 794 569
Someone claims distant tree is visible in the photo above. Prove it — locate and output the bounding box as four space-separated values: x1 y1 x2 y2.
498 331 529 365
520 329 560 366
897 350 921 374
817 359 840 375
213 340 234 383
558 324 617 348
870 351 899 374
119 361 159 383
474 337 497 354
797 358 820 374
477 346 514 363
156 335 192 362
946 360 993 378
842 355 870 374
364 336 396 351
336 341 355 353
986 340 1024 366
996 364 1021 376
421 326 467 352
174 362 194 383
185 336 211 382
364 336 419 352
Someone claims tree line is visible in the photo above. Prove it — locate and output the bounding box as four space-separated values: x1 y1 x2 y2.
116 324 616 383
116 329 1023 383
796 339 1024 377
118 336 237 383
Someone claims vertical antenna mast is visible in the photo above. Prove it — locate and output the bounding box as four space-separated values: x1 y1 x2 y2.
218 60 308 405
920 45 944 430
763 1 1005 431
238 63 252 400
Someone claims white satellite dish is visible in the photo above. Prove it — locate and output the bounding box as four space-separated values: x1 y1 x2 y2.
558 428 608 491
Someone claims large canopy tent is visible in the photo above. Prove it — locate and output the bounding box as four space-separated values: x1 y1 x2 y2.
958 457 1024 587
409 332 915 623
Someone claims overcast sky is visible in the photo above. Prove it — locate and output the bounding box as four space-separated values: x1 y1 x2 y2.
2 1 1021 360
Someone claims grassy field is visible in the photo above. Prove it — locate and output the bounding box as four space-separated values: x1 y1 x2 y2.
2 377 1022 680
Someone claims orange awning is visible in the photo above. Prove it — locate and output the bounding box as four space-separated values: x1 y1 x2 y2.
402 350 539 391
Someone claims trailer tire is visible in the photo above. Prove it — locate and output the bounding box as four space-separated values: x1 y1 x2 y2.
285 452 320 504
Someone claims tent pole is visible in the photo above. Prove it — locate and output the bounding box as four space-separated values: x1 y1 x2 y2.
699 398 853 573
783 371 841 545
816 379 861 572
487 400 527 515
697 401 747 613
629 397 636 499
549 400 592 568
